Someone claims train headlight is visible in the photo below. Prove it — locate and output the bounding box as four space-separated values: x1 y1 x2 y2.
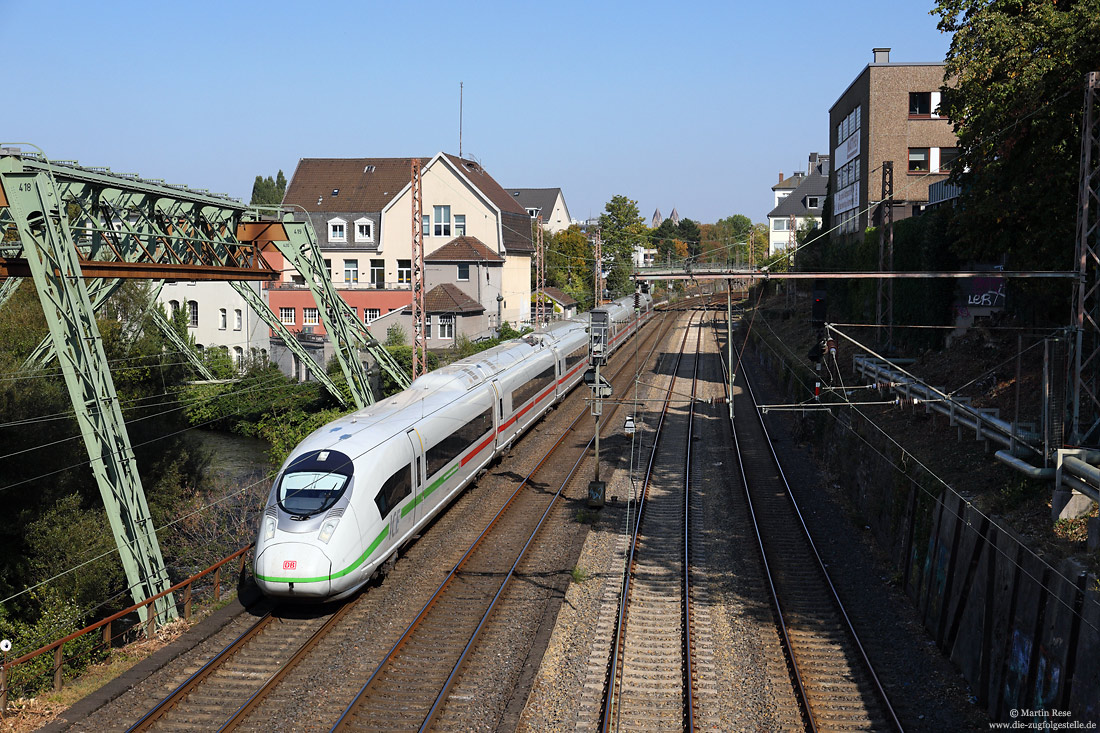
264 517 276 541
318 517 340 544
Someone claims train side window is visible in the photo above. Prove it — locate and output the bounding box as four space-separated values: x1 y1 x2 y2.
426 408 493 477
374 466 412 518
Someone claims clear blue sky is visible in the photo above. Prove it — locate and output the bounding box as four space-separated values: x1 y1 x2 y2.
3 0 951 225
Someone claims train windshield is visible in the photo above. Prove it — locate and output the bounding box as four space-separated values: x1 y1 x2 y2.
276 449 354 517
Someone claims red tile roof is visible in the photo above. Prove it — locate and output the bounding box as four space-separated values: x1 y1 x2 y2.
282 157 426 213
542 286 577 307
424 283 485 314
425 236 504 263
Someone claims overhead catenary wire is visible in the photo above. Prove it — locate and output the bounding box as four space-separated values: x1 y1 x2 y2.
737 304 1100 635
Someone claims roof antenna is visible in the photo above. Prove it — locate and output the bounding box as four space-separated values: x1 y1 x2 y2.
459 81 464 158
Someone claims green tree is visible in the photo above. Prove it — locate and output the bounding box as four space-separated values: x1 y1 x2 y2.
598 195 647 297
677 218 702 259
547 225 594 310
934 0 1100 269
250 170 287 206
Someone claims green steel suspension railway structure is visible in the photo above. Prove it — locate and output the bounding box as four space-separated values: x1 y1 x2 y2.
0 149 407 620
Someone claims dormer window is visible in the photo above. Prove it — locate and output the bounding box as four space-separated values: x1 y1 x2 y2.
328 217 347 243
332 188 339 197
806 197 820 209
526 207 541 218
354 217 374 243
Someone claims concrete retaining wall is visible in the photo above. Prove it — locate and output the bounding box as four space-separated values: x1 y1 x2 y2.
751 340 1099 724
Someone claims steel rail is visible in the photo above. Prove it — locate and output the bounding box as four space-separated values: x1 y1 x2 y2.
683 319 702 732
216 601 357 731
712 310 904 732
332 308 673 731
125 611 275 732
600 310 698 732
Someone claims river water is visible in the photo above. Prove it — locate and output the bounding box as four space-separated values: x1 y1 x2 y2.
190 429 275 490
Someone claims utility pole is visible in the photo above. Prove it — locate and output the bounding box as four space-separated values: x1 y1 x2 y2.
536 215 545 327
877 161 895 348
594 226 603 306
411 159 426 379
459 82 463 159
1072 71 1100 442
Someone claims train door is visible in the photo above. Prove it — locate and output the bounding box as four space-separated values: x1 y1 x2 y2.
491 379 508 449
403 428 425 533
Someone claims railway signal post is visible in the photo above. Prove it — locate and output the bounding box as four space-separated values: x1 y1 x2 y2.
587 310 612 507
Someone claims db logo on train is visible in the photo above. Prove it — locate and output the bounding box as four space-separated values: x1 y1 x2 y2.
283 560 297 570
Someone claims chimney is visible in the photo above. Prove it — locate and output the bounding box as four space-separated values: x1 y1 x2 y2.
778 172 784 184
873 47 891 64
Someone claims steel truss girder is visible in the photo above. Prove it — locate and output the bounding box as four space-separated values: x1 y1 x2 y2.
1 168 175 622
1072 72 1100 443
275 215 374 408
24 277 124 369
0 153 276 281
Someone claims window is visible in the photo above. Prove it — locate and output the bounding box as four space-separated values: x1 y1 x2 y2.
457 263 470 281
425 315 432 339
218 308 227 330
370 259 385 288
278 449 353 517
422 214 430 236
168 300 179 316
772 218 789 231
328 218 346 242
374 465 411 518
344 259 358 284
304 308 320 326
187 300 199 327
908 148 930 173
512 365 555 407
279 307 295 325
324 258 331 274
398 259 412 284
355 218 373 243
438 314 454 340
939 147 960 172
807 197 820 209
909 92 932 117
454 214 466 236
526 207 541 218
234 309 242 330
364 308 381 323
426 408 493 477
233 346 244 371
433 205 451 237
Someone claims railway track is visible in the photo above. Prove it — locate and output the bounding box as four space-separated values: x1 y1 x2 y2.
715 312 903 732
330 309 677 731
127 602 353 732
122 308 671 732
599 310 705 731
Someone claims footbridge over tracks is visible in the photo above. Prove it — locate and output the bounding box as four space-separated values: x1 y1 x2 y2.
0 148 407 619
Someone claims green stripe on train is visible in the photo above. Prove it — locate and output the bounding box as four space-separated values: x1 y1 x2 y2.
256 525 389 584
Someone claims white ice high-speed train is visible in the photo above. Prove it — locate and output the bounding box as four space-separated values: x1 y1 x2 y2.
254 294 654 600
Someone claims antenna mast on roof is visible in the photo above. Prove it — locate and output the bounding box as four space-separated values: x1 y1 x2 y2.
459 81 463 158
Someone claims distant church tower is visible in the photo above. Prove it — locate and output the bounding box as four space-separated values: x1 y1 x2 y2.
651 208 663 228
669 207 681 226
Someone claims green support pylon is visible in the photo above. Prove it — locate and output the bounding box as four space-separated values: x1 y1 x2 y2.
1 165 175 623
0 277 20 310
228 280 349 403
278 215 375 408
23 277 124 368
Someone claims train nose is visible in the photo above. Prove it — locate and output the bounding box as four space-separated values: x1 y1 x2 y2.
255 542 333 598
